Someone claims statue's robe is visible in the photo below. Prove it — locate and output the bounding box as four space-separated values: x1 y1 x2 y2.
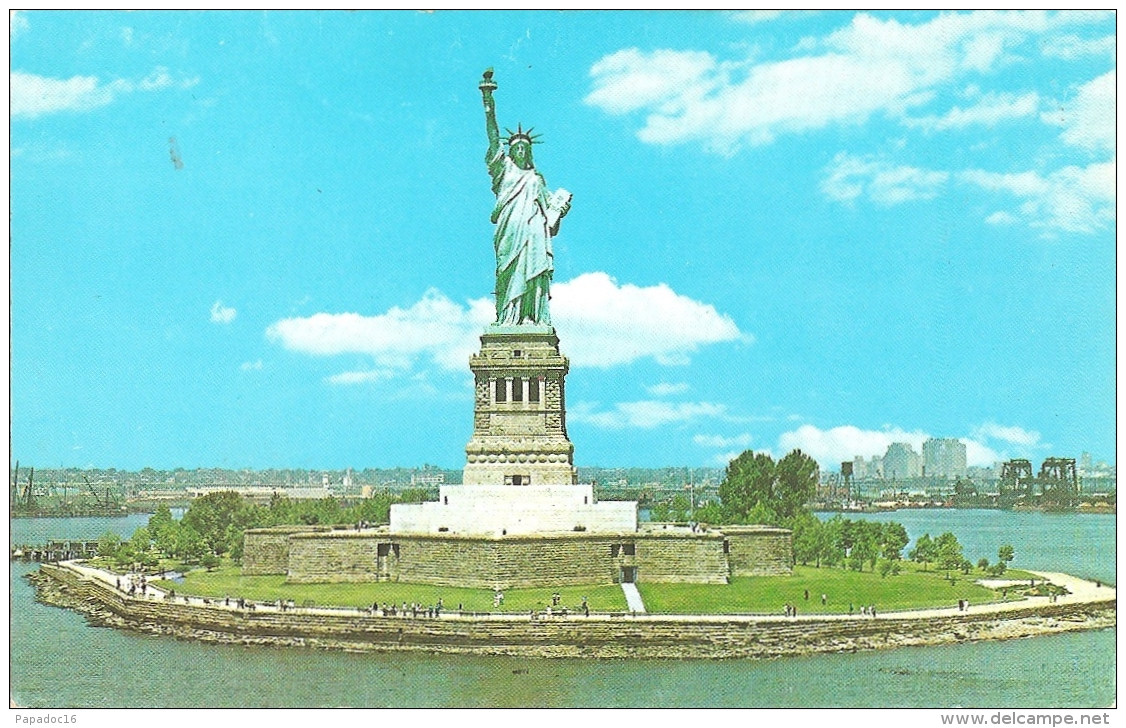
488 148 555 325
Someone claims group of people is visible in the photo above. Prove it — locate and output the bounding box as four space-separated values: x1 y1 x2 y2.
115 574 149 596
368 600 445 618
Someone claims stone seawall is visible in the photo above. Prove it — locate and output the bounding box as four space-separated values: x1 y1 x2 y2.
31 563 1116 660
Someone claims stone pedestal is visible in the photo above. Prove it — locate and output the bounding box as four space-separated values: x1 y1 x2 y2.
390 323 638 537
462 324 577 486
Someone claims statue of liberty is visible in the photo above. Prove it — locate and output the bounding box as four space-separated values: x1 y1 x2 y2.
479 69 571 326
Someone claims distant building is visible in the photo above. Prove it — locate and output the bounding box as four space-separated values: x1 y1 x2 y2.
852 455 883 479
883 442 921 480
923 438 968 479
410 472 445 487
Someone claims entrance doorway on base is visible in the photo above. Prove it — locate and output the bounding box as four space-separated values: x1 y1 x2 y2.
620 566 637 583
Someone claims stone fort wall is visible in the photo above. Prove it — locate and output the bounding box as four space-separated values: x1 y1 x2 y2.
245 525 793 588
241 526 329 576
36 562 1116 660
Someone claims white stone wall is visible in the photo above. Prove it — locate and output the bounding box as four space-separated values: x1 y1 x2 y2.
390 484 637 536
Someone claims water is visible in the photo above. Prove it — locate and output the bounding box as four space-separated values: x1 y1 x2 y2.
9 510 1116 707
814 509 1116 584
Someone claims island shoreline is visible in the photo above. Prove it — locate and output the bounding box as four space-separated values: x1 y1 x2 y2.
29 562 1116 660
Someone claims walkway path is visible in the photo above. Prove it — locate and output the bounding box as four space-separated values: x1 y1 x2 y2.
54 562 1111 624
621 582 646 613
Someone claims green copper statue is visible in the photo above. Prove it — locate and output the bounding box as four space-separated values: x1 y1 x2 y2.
479 69 571 326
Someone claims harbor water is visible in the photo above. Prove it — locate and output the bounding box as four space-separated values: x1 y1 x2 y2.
9 509 1116 707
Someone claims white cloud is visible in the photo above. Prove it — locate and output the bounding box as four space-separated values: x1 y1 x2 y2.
907 91 1040 130
960 438 1003 467
646 382 689 396
239 360 263 371
267 274 742 377
711 450 746 467
552 272 745 367
693 432 754 449
959 159 1114 234
1043 70 1115 153
1040 33 1115 60
266 289 492 372
586 11 1108 152
10 67 195 119
823 153 949 205
777 424 930 467
777 423 1007 468
209 301 237 324
570 400 727 429
730 11 784 25
325 369 395 386
984 210 1018 226
971 422 1042 447
10 11 28 38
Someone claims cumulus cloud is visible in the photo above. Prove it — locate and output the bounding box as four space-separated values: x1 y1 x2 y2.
730 10 784 25
552 272 745 367
239 360 263 371
586 11 1107 152
1043 70 1115 153
823 151 1113 233
10 11 28 38
960 438 1003 467
266 289 492 373
777 422 1027 468
984 210 1018 226
693 432 754 449
958 159 1114 234
906 90 1040 130
209 300 237 324
10 67 196 119
266 273 744 383
971 422 1042 447
822 153 950 205
777 424 930 467
570 400 728 429
1040 33 1115 60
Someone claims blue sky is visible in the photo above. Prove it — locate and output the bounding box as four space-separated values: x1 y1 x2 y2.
10 10 1116 471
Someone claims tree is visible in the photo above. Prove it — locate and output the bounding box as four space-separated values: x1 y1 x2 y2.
880 522 909 561
774 449 819 520
909 533 935 570
693 501 724 526
718 450 775 523
819 516 846 568
182 491 251 556
977 557 990 571
788 511 821 566
172 525 207 563
934 532 964 572
96 531 122 559
148 504 178 556
851 521 881 571
998 544 1015 565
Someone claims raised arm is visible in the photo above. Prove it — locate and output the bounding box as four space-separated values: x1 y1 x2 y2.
480 69 500 161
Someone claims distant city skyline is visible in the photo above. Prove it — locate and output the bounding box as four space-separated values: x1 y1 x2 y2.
11 11 1116 471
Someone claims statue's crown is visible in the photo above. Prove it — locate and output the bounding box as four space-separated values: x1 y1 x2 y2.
505 123 542 146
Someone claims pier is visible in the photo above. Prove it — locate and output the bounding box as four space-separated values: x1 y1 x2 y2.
10 540 99 562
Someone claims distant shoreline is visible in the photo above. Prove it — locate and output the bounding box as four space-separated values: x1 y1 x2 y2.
30 562 1115 660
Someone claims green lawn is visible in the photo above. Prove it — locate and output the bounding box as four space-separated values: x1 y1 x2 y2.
155 562 1031 616
154 567 627 613
638 563 1007 615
